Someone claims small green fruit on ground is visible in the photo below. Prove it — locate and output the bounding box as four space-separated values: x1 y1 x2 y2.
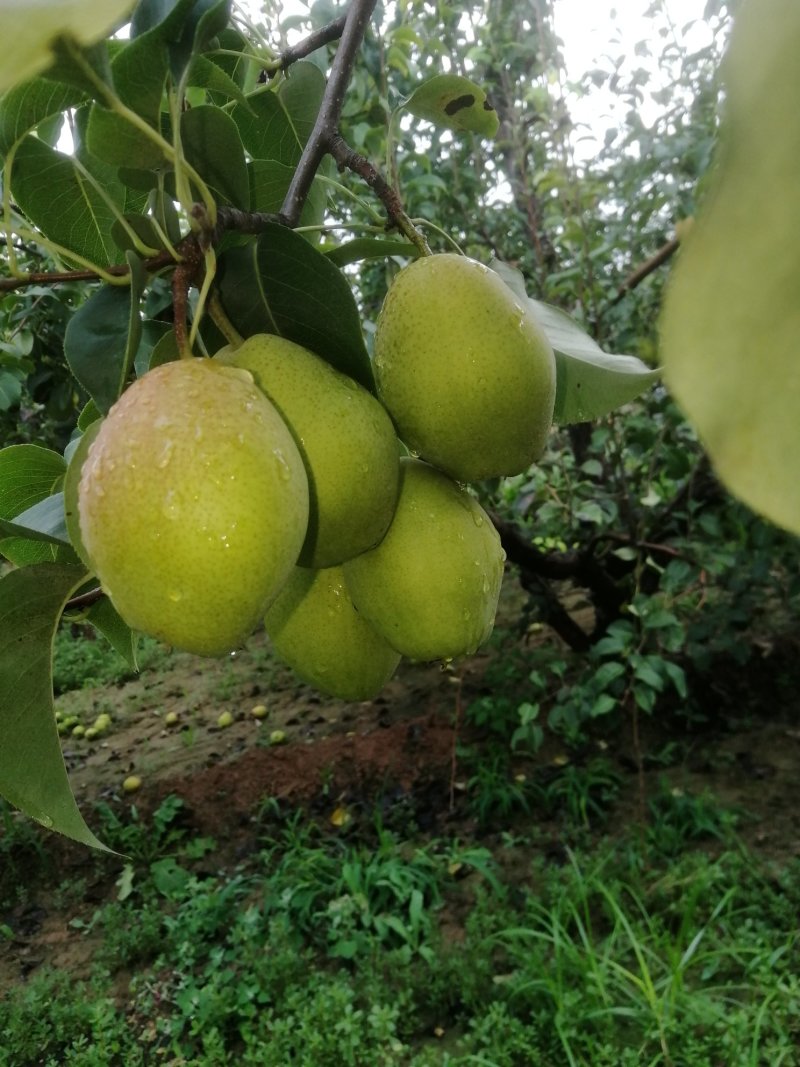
373 254 556 481
251 704 268 719
122 775 142 793
71 724 85 738
343 459 505 661
217 335 400 567
269 730 287 745
78 358 309 657
217 710 234 728
84 727 98 740
266 565 401 700
164 711 179 727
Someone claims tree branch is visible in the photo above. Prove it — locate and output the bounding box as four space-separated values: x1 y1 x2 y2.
491 512 628 642
280 0 378 227
327 135 431 254
273 14 347 71
611 235 679 305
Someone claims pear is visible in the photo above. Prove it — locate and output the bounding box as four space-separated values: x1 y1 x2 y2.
373 254 556 481
266 565 401 700
64 420 102 571
217 335 400 567
78 358 309 657
343 458 505 661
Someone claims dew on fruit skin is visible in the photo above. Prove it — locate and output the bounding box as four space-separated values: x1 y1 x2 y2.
463 609 472 621
157 440 174 469
482 578 490 593
274 451 293 481
162 490 179 521
472 512 484 527
167 589 183 604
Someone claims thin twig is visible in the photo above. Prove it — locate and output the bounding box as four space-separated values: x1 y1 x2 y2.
611 235 679 305
272 14 347 70
280 0 379 227
328 135 431 255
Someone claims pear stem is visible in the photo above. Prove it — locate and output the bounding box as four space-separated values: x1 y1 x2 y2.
208 291 244 348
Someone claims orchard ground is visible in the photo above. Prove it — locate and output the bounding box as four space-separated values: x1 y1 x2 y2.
2 565 800 1065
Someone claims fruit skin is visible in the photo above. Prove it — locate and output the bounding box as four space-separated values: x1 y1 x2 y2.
217 710 234 728
78 358 309 657
373 254 556 481
122 775 142 793
217 335 400 567
343 459 505 661
266 565 401 700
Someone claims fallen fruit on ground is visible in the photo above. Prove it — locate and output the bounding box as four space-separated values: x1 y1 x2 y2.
217 710 234 728
250 704 268 719
217 335 401 567
373 253 556 481
343 458 505 661
78 358 310 657
266 564 402 700
164 711 179 727
122 775 141 793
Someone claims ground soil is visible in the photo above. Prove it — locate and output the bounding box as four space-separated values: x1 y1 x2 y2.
3 573 800 991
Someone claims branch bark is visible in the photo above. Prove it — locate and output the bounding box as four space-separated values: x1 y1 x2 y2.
280 0 378 227
611 235 679 306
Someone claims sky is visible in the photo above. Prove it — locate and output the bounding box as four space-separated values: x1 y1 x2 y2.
552 0 716 156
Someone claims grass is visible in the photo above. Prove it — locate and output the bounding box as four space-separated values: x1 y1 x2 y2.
2 795 799 1066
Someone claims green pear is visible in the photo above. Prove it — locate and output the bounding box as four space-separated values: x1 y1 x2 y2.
78 358 309 657
343 458 505 661
217 335 400 567
64 420 102 571
373 254 556 481
266 565 401 700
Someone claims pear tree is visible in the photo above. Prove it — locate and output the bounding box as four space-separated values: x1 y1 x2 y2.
0 0 792 847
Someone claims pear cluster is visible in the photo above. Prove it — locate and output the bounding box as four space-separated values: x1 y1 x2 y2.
75 254 556 700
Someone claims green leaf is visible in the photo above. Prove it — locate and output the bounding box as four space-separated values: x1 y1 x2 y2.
131 0 231 80
111 25 169 120
181 105 249 208
529 300 660 424
660 0 800 534
6 493 70 545
403 74 500 138
217 224 374 390
85 104 165 169
231 61 325 165
0 371 22 411
11 136 122 266
63 257 145 413
63 419 100 571
0 0 134 93
0 77 86 157
0 538 62 567
324 238 420 268
248 159 326 229
187 55 249 107
87 597 138 670
488 259 659 422
0 563 107 848
0 444 65 520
